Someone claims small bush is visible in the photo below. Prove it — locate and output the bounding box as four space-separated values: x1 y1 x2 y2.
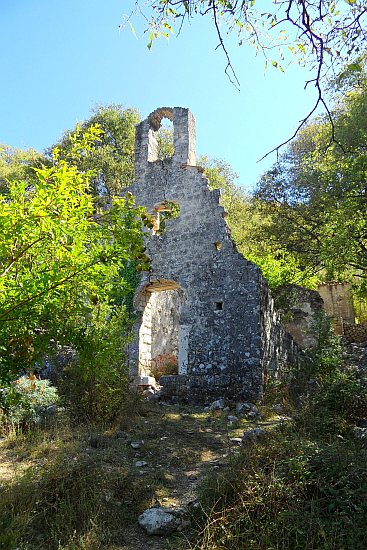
59 361 131 424
150 353 178 380
304 312 342 379
0 375 59 429
287 312 342 404
57 305 135 424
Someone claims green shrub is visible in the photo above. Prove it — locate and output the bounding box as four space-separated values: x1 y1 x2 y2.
0 375 59 428
320 368 367 422
287 312 342 404
194 430 367 550
59 360 130 425
57 305 134 424
295 367 367 438
304 312 342 378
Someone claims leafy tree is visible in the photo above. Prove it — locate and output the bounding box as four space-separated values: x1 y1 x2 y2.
157 126 175 160
254 62 367 291
0 124 147 386
52 105 140 196
0 145 46 195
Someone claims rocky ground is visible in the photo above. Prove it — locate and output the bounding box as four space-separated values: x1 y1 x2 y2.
2 340 366 549
342 339 367 371
0 399 284 549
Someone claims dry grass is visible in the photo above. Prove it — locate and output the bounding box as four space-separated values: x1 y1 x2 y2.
0 402 256 549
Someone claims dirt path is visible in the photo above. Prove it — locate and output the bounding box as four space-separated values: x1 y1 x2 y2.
0 403 272 550
109 403 270 550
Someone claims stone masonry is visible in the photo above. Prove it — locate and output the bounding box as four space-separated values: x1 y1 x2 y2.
273 284 325 349
127 107 297 403
318 282 355 335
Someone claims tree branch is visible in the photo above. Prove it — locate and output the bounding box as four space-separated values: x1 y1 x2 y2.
211 2 240 90
0 237 46 279
0 262 95 322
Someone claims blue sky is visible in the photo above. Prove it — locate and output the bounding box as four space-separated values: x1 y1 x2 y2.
1 0 317 190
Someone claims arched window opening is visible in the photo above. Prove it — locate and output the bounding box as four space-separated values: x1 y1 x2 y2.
147 108 174 162
152 200 180 235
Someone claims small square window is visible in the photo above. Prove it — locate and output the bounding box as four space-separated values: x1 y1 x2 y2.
215 302 223 311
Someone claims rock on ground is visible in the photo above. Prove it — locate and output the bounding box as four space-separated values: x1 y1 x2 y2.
138 506 187 535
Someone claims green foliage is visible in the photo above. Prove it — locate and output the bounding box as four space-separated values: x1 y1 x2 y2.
195 431 367 550
1 375 59 427
285 312 343 410
247 251 319 290
0 144 46 195
154 200 181 234
0 124 147 385
353 290 367 323
304 312 342 379
52 104 140 196
296 368 367 437
199 155 318 289
58 305 134 424
255 62 367 295
156 125 174 160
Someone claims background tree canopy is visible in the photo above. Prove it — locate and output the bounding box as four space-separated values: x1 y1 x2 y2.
254 60 367 295
0 145 46 195
200 155 319 289
52 105 139 196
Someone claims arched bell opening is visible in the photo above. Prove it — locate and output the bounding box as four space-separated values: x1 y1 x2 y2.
147 107 174 162
134 107 196 168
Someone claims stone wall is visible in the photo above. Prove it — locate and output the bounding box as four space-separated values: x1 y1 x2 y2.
273 285 325 349
128 107 297 404
343 322 367 343
259 281 299 379
318 282 355 333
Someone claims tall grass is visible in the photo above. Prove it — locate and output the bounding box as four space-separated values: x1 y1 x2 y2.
192 425 367 549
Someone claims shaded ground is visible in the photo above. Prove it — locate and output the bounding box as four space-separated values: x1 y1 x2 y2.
0 402 280 549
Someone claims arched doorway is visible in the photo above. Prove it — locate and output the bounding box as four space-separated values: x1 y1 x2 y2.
135 280 188 382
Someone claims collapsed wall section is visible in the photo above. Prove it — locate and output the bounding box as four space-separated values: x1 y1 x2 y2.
259 280 299 383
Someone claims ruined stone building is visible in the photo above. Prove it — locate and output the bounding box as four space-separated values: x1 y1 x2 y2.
128 107 296 403
317 282 355 333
